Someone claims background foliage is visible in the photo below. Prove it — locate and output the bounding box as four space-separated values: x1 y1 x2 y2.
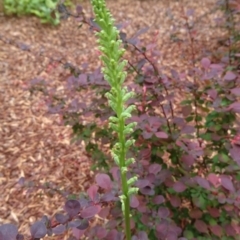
3 0 73 24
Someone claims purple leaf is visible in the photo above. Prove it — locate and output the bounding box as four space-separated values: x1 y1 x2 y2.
194 220 208 233
77 73 88 85
98 207 110 218
182 105 192 117
207 89 218 100
106 220 118 229
65 200 81 218
207 173 220 187
171 69 179 80
155 131 168 139
201 57 211 69
169 195 181 207
217 192 226 204
152 195 165 204
18 43 31 51
138 231 148 240
210 63 224 71
96 226 107 239
79 198 88 208
119 31 127 42
230 145 240 165
224 71 236 81
76 5 83 14
72 227 85 239
16 234 24 240
127 38 139 45
208 208 220 217
40 215 49 225
30 221 47 238
228 102 240 112
137 59 147 71
181 155 195 168
111 207 122 217
68 219 86 229
142 131 153 139
158 207 170 218
224 224 236 236
81 205 100 219
55 213 69 224
220 175 235 192
110 167 120 181
132 231 148 240
195 176 210 190
87 185 99 202
140 186 155 196
209 225 223 237
186 8 195 16
181 125 195 134
89 18 101 32
101 192 116 202
106 229 119 240
140 214 150 225
0 224 18 240
148 163 162 175
136 179 150 188
52 225 66 235
156 220 169 237
231 88 240 96
70 219 88 231
18 177 25 186
147 173 156 183
173 117 185 127
173 181 187 192
130 195 139 208
133 27 149 38
95 173 112 190
189 209 203 219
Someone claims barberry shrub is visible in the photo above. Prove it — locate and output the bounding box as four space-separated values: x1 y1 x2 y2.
1 0 240 239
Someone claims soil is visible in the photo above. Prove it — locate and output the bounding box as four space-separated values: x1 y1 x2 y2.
0 0 223 239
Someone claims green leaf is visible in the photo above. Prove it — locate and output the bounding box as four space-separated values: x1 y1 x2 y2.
181 100 192 105
45 0 57 9
185 116 194 122
193 194 207 210
236 172 240 181
184 230 194 239
200 133 212 141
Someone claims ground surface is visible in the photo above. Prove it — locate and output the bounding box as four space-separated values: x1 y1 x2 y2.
0 0 222 239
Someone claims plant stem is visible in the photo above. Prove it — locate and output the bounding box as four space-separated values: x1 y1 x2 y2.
118 105 131 240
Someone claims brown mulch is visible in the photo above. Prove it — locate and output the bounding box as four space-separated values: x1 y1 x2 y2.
0 0 224 239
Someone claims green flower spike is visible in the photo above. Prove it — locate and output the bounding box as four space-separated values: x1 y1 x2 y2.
91 0 138 239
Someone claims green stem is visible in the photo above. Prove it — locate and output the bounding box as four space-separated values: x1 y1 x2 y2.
119 116 131 240
122 172 131 240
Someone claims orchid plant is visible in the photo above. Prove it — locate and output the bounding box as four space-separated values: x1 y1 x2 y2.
91 0 139 239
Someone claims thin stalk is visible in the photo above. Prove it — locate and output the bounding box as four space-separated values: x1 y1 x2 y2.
132 44 175 121
184 12 200 138
118 102 131 240
224 0 235 64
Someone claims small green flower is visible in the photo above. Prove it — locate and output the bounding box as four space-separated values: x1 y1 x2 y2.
91 0 138 239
